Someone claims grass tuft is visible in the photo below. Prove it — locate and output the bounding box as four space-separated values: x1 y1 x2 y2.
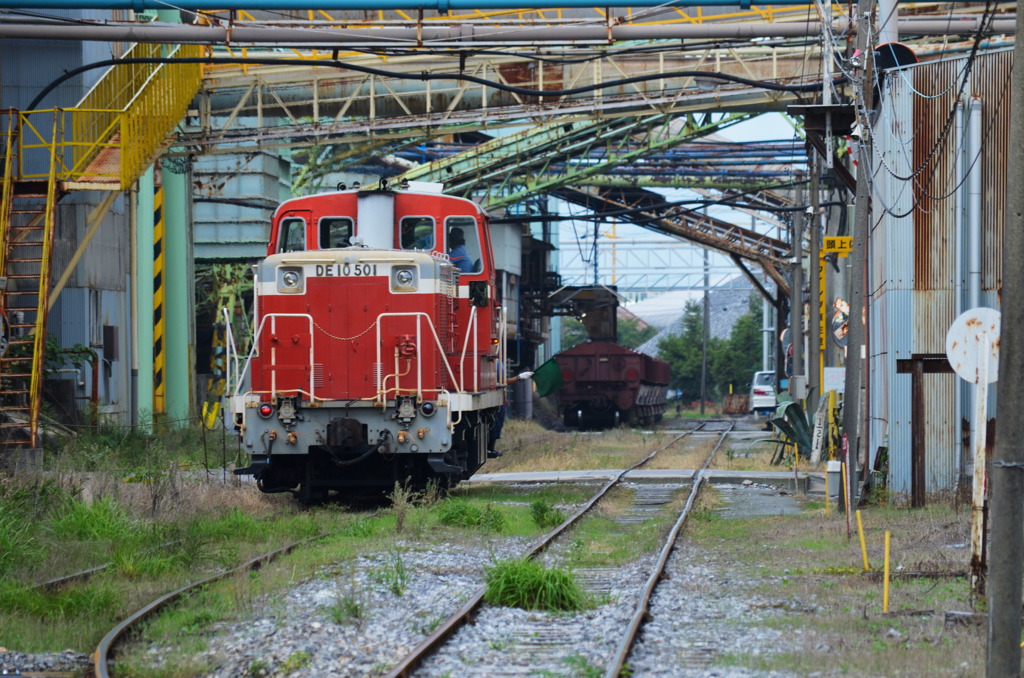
530 500 566 529
483 558 590 611
437 498 508 532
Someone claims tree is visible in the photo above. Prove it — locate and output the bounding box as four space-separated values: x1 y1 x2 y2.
618 315 657 350
559 314 656 351
656 300 705 400
657 293 763 403
709 293 762 394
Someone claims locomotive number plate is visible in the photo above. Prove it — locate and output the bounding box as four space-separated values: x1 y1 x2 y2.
313 263 379 277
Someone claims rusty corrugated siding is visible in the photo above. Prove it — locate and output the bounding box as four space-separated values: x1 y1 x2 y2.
973 50 1012 295
911 57 961 293
871 49 1012 494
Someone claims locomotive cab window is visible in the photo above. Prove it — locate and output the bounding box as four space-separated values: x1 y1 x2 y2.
319 217 354 249
399 217 434 250
446 216 482 274
278 217 307 252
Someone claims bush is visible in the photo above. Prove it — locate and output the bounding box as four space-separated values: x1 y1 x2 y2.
530 501 566 529
484 558 589 611
50 495 136 541
437 498 506 532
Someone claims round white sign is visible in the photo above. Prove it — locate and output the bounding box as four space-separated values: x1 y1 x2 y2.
945 307 1001 384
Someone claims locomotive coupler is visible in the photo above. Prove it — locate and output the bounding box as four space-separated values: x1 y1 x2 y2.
278 398 298 424
394 395 417 424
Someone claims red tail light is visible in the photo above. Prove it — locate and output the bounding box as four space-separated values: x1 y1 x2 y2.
753 388 771 396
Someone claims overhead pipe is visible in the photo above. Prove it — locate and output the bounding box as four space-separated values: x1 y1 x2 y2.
967 96 983 311
966 96 983 507
0 17 1015 44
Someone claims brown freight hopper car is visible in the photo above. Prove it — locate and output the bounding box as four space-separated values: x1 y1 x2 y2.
554 341 670 428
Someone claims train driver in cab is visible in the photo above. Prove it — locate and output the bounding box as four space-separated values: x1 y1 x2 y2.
447 226 475 274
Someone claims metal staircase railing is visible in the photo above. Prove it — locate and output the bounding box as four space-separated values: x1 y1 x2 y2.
0 110 61 451
0 44 205 454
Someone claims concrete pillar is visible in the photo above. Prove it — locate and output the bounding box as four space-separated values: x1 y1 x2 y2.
135 167 155 430
163 162 195 423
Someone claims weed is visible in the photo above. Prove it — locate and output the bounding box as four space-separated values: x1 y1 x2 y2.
563 653 602 678
280 651 312 673
329 581 366 626
481 504 508 533
412 609 447 634
421 478 444 506
370 549 410 596
50 495 137 541
388 481 419 534
0 579 119 619
248 658 272 676
437 498 507 532
0 502 43 577
487 636 511 651
530 501 566 530
437 498 482 527
484 558 589 612
346 517 377 538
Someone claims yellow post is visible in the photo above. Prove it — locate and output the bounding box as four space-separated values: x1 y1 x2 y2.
856 510 870 571
883 531 891 612
825 471 830 518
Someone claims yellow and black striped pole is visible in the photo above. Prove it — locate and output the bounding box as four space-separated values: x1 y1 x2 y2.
153 183 166 414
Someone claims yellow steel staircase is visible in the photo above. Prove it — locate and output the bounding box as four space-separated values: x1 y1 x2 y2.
0 43 203 454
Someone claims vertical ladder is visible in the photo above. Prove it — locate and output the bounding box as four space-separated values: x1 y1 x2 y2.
0 111 61 451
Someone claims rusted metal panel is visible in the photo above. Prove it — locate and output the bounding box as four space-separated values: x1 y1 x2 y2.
722 393 749 415
972 50 1012 294
914 290 954 355
870 50 1010 495
910 57 962 292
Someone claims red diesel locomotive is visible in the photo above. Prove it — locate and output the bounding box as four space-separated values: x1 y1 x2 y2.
231 183 505 501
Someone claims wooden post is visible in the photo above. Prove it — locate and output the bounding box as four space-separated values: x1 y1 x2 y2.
896 354 955 509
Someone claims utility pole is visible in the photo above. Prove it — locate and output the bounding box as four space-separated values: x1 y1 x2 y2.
841 0 876 510
700 245 709 416
791 176 805 401
986 7 1024 673
809 160 822 398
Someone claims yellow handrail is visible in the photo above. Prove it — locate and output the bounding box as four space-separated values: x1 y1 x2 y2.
0 43 204 191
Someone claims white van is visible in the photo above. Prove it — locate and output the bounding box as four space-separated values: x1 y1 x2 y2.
749 370 776 415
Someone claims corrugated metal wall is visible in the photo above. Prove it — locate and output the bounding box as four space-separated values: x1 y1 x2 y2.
192 149 289 261
872 48 1010 494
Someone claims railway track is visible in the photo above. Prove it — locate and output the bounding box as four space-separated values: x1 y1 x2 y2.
384 419 735 678
81 419 737 678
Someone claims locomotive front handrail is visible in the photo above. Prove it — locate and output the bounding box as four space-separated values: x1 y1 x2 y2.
232 312 317 400
375 311 465 402
458 305 479 393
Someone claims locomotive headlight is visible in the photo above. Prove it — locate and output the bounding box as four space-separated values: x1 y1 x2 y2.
277 267 304 294
392 266 418 291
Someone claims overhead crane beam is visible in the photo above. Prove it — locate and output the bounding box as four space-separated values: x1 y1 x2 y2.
553 185 790 292
182 44 818 155
395 112 752 210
